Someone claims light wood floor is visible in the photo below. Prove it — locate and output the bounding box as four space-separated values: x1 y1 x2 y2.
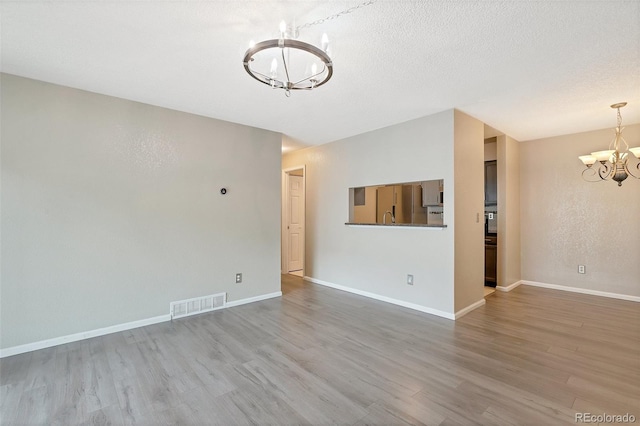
1 275 638 425
483 286 496 297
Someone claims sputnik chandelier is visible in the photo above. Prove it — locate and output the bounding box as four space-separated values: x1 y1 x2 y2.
242 1 376 97
578 102 640 187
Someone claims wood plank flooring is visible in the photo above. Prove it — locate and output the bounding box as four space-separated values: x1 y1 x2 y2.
1 275 638 425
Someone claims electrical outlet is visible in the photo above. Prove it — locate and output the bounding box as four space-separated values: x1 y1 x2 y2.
578 265 585 274
236 273 242 283
407 274 414 285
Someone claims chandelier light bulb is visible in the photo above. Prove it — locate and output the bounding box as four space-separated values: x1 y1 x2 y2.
321 33 329 51
270 58 278 76
279 20 287 36
311 63 318 75
249 40 255 48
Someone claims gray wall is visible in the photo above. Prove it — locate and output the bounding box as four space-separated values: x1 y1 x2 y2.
0 74 282 349
520 124 640 297
283 111 458 316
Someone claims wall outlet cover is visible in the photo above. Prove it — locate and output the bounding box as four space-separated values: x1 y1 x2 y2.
236 273 242 283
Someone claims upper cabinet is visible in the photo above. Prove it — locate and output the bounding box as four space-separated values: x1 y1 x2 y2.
422 179 443 207
485 160 497 205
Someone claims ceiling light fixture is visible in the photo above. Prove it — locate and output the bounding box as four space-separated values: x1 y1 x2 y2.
242 22 332 97
242 0 376 97
578 102 640 186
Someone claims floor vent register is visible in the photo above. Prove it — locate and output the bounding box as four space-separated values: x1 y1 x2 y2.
170 293 226 319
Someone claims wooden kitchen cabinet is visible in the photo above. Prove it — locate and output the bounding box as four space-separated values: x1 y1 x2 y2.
485 236 497 286
485 161 497 205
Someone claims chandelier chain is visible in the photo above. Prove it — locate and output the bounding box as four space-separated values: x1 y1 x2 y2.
295 0 377 32
617 107 622 128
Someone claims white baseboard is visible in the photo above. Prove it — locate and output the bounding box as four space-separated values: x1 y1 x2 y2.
0 314 171 359
454 298 486 319
304 276 456 320
496 280 523 292
522 280 640 302
226 291 282 308
1 291 284 359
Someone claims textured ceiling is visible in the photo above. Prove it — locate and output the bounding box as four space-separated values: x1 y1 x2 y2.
1 1 639 150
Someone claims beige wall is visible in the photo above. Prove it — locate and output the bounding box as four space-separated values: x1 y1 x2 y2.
1 74 282 349
453 110 485 312
520 124 640 297
283 111 457 315
497 135 521 287
484 139 497 161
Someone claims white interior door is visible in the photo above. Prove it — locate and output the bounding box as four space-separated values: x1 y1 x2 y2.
287 175 304 272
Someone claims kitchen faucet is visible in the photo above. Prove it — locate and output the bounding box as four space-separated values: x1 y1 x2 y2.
383 211 395 224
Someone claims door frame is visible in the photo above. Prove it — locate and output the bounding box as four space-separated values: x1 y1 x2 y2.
282 165 306 275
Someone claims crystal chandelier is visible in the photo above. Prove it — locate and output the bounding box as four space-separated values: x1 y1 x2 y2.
242 20 333 97
578 102 640 186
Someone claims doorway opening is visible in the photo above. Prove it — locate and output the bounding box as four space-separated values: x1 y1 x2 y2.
484 131 499 297
282 166 305 278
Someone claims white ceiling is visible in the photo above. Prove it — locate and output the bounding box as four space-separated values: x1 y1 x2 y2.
1 1 639 150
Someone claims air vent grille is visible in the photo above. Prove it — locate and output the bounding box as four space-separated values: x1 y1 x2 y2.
170 293 226 319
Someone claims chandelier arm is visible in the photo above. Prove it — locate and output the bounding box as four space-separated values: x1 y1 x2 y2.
626 161 640 179
291 64 327 86
597 162 614 180
247 66 284 88
582 167 604 182
249 68 275 81
619 133 629 152
291 76 311 86
281 49 292 87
